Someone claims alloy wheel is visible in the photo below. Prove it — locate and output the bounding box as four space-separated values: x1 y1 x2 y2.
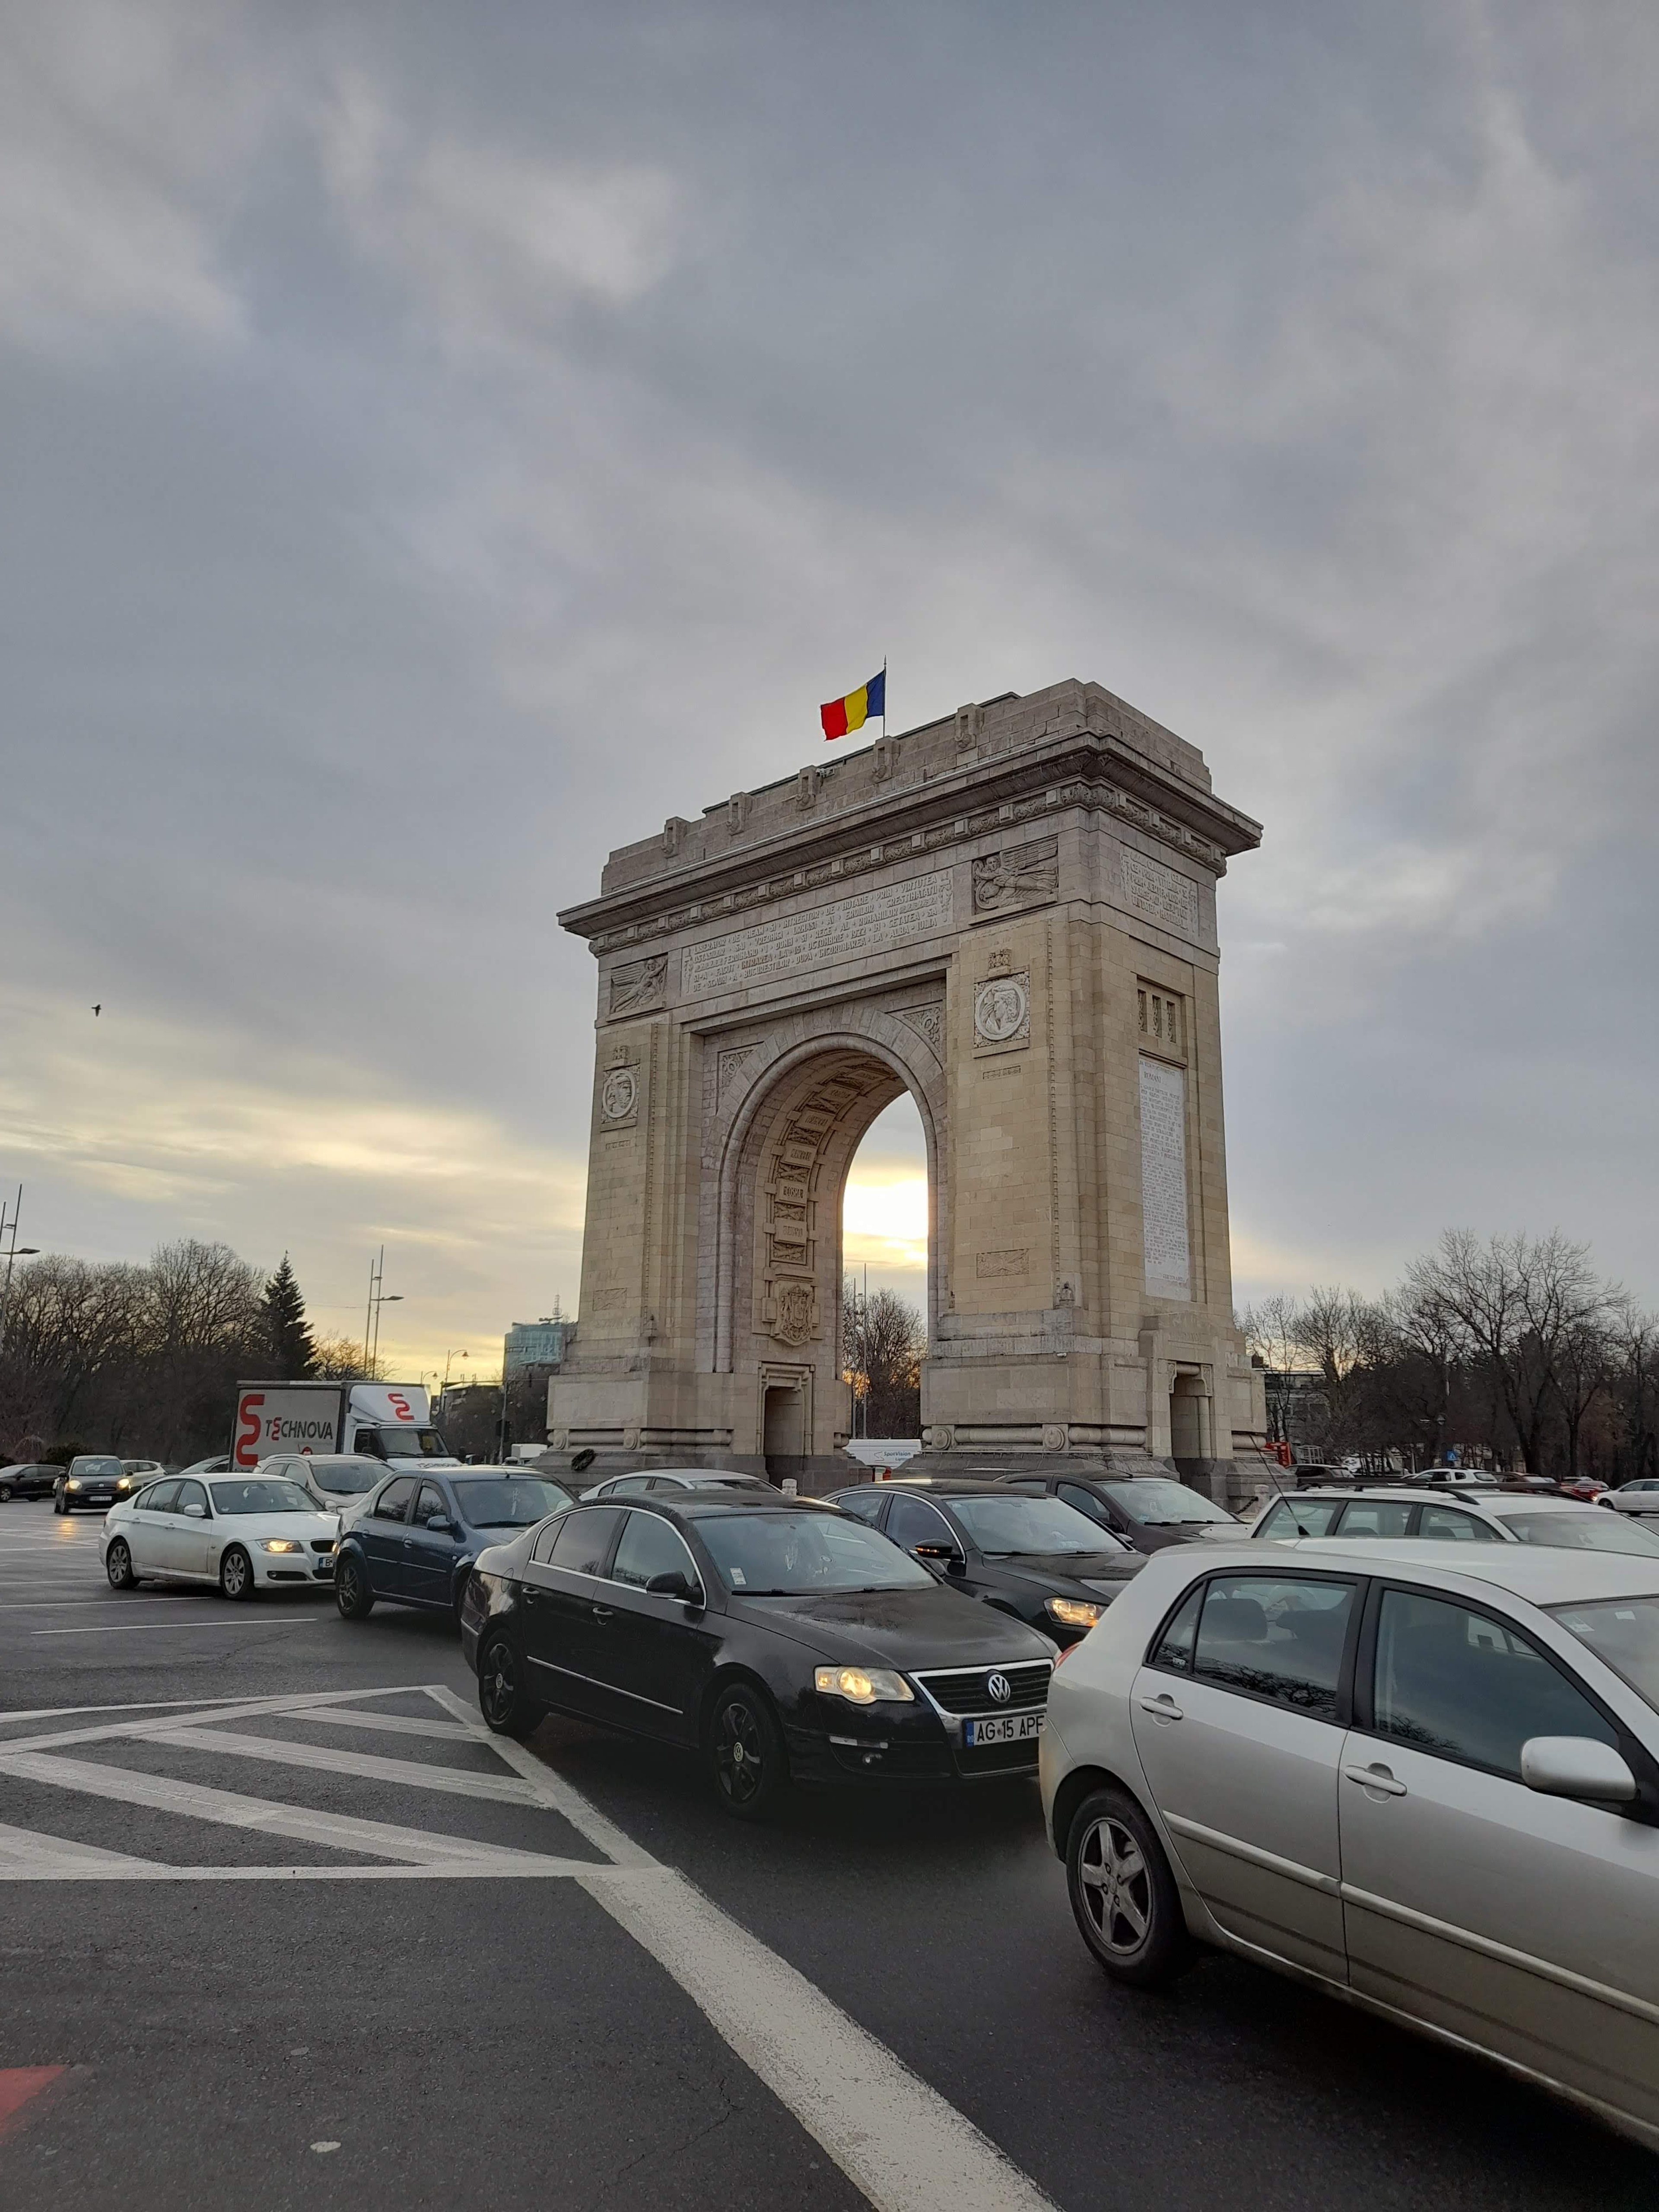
221 1549 250 1599
714 1698 766 1806
480 1640 518 1728
1077 1815 1152 1955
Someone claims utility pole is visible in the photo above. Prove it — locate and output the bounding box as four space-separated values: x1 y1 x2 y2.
0 1186 40 1364
363 1247 402 1375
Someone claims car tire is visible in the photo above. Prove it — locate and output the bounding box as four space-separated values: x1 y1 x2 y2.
708 1681 789 1821
477 1633 541 1740
105 1539 139 1590
1065 1786 1194 1989
0 1481 12 1503
335 1554 375 1620
219 1546 255 1602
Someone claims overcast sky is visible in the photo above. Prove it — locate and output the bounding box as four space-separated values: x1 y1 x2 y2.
3 1 1657 1379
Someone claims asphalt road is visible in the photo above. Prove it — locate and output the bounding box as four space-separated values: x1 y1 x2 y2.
0 1498 1651 2212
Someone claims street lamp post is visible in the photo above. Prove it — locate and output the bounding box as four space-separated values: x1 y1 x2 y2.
362 1246 404 1376
0 1185 40 1363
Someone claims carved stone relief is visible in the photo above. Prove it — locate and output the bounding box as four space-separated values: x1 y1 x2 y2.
771 1281 814 1346
973 970 1031 1055
972 835 1058 915
600 1067 639 1123
717 1045 758 1103
895 1002 944 1056
607 954 667 1019
976 1248 1030 1278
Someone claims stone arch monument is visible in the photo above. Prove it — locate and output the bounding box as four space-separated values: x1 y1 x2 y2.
548 677 1268 1500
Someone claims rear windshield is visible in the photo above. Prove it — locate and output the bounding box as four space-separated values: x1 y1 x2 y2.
948 1494 1115 1556
1101 1480 1236 1527
305 1458 385 1495
453 1478 573 1527
1497 1511 1659 1556
210 1480 312 1515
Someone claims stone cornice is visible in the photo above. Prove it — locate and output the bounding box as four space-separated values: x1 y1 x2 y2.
560 723 1262 954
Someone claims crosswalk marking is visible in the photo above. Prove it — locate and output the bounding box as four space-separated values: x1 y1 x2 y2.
143 1724 546 1804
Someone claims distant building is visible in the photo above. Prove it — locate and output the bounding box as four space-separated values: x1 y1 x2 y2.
504 1316 575 1376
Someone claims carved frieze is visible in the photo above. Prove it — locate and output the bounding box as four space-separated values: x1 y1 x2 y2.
972 835 1058 915
976 1248 1030 1279
607 954 667 1019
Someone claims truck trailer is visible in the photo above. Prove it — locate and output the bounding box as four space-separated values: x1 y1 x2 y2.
231 1381 455 1472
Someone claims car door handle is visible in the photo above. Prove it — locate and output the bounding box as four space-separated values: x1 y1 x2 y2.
1138 1694 1184 1722
591 1605 613 1624
1344 1763 1408 1797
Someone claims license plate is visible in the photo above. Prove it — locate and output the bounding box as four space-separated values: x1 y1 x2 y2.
964 1712 1043 1747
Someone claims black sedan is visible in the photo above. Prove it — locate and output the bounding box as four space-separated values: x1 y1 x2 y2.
824 1478 1144 1640
0 1461 60 1502
336 1470 579 1626
460 1494 1055 1818
988 1469 1243 1553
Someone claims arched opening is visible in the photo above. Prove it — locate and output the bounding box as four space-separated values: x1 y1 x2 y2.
841 1093 928 1446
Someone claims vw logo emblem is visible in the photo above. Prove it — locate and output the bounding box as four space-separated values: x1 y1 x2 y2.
987 1673 1011 1704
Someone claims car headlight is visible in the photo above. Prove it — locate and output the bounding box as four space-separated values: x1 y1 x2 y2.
65 1479 82 1491
1046 1596 1103 1629
814 1665 915 1705
258 1538 305 1554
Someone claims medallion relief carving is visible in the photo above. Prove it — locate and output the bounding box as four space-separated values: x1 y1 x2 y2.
973 970 1031 1055
599 1068 639 1123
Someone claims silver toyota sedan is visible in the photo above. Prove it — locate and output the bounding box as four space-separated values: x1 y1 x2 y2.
1042 1538 1659 2152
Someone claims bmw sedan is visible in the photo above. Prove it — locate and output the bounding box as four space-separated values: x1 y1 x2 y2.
101 1475 340 1599
824 1478 1144 1643
461 1493 1056 1817
335 1468 578 1626
1042 1537 1659 2152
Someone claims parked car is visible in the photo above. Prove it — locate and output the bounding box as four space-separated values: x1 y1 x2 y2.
989 1471 1242 1554
1558 1476 1609 1503
1602 1480 1659 1519
1247 1485 1659 1557
822 1478 1143 1644
0 1462 61 1502
1042 1535 1659 2152
257 1452 387 1515
335 1468 579 1626
175 1456 231 1478
581 1470 775 1501
54 1455 126 1513
100 1475 340 1598
115 1458 165 1501
461 1491 1056 1816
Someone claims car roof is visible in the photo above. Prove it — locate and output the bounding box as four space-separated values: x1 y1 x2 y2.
1280 1536 1659 1605
1278 1487 1586 1515
848 1476 1031 1495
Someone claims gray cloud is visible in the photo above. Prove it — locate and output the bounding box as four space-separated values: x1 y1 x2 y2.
3 0 1657 1373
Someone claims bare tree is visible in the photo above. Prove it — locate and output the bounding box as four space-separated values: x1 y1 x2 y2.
842 1281 925 1437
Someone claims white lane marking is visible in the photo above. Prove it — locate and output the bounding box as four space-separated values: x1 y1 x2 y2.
0 1820 157 1871
0 1686 480 1754
34 1621 317 1636
0 1749 575 1869
0 1600 229 1611
278 1708 474 1742
586 1866 1058 2212
423 1683 655 1868
0 1695 317 1726
144 1725 546 1806
0 1858 628 1883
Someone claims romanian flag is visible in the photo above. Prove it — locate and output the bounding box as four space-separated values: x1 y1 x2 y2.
820 666 885 741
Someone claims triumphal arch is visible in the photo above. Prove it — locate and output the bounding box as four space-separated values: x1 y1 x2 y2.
548 677 1268 1499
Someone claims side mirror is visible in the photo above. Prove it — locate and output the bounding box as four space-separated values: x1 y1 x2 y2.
426 1513 454 1533
1521 1735 1637 1804
913 1541 966 1574
184 1503 207 1519
647 1569 703 1605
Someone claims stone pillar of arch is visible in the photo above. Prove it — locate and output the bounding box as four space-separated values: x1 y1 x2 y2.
548 677 1268 1501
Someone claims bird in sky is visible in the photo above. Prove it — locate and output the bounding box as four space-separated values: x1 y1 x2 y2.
91 1004 100 1017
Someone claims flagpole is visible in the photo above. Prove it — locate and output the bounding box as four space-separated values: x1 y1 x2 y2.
882 657 888 740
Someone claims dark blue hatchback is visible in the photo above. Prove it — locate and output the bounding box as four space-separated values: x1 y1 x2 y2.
334 1469 576 1626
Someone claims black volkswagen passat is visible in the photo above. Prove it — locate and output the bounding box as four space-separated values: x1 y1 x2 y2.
824 1478 1144 1642
460 1494 1055 1819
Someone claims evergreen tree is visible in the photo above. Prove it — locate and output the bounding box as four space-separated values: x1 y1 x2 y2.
261 1255 317 1379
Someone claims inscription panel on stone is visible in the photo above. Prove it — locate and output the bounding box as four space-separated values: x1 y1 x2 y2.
1122 848 1201 943
1139 1056 1192 1301
681 873 954 997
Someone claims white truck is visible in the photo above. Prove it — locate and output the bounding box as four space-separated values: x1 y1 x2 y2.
230 1380 456 1473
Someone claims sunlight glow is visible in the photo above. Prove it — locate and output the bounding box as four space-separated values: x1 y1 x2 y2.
842 1171 928 1275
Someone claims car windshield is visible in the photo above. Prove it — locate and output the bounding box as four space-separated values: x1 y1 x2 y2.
374 1428 448 1459
696 1510 934 1595
1496 1511 1659 1556
1551 1595 1659 1715
949 1494 1115 1556
73 1458 122 1478
453 1478 572 1526
210 1480 312 1515
1100 1480 1236 1526
305 1458 384 1495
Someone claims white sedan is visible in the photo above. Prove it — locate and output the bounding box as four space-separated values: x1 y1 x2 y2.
1042 1537 1659 2152
101 1473 339 1600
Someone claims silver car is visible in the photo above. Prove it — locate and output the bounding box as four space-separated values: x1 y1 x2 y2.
257 1452 386 1516
1042 1538 1659 2151
1248 1483 1659 1557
